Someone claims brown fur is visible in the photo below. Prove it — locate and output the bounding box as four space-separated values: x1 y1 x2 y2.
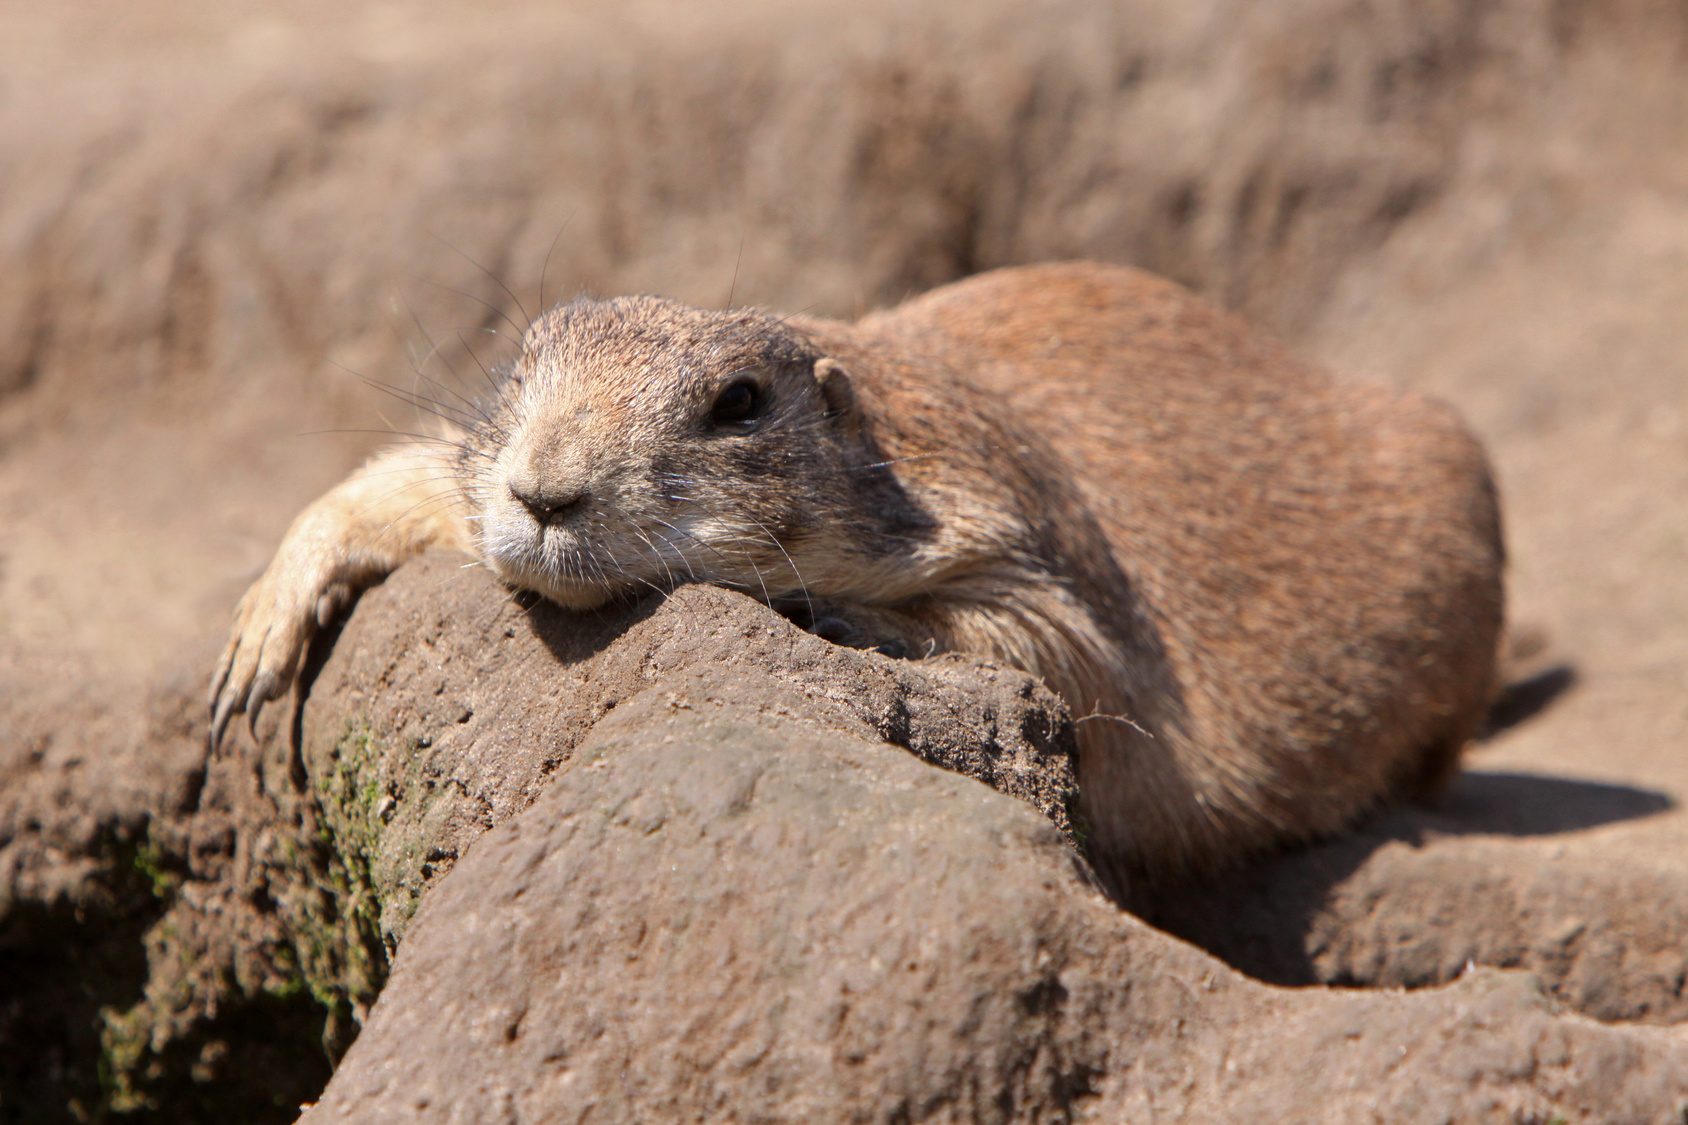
211 262 1504 890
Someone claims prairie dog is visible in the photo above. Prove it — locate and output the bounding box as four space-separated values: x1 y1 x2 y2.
210 262 1504 888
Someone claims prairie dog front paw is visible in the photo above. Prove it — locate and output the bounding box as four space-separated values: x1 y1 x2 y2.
208 553 341 752
206 446 470 750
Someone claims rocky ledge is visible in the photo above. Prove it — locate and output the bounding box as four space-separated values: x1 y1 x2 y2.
3 554 1686 1122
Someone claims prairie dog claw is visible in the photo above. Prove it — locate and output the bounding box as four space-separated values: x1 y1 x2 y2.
204 445 467 753
207 565 321 753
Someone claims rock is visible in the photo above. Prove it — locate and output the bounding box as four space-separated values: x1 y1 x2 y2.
296 553 1079 946
7 551 1688 1123
0 646 351 1122
0 549 1079 1123
1150 776 1688 1025
302 666 1688 1123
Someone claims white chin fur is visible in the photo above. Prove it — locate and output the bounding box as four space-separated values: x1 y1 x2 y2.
483 555 618 610
533 582 617 610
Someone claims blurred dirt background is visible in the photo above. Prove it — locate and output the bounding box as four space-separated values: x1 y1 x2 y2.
1 0 1686 1120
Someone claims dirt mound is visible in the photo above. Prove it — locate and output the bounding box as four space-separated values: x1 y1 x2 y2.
4 0 1688 1120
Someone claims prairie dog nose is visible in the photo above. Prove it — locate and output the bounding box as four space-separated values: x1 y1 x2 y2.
508 478 589 525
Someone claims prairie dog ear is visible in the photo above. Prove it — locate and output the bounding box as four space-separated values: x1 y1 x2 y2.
814 357 860 438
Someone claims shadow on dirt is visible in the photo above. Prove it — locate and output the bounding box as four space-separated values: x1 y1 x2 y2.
1425 769 1672 836
1478 662 1580 740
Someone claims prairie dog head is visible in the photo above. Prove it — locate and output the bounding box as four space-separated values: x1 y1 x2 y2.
461 296 867 609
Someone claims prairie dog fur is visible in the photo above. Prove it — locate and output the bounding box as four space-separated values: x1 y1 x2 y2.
210 262 1504 888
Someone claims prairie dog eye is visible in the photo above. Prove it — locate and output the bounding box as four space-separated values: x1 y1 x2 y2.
710 377 762 427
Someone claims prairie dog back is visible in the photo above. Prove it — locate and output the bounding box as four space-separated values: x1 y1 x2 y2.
851 265 1502 878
